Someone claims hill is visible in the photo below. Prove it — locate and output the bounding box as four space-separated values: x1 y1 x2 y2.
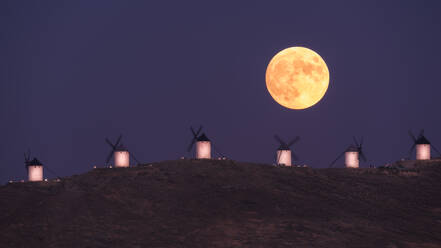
1 159 441 248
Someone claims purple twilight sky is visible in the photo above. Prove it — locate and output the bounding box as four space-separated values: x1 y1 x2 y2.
1 0 441 182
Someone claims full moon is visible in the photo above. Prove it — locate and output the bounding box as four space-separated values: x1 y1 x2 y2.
265 47 329 110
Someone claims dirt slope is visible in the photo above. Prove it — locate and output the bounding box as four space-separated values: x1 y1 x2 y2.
1 159 440 248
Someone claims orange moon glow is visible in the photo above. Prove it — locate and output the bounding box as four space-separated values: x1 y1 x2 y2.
266 47 329 110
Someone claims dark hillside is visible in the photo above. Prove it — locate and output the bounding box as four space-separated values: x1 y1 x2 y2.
1 159 441 248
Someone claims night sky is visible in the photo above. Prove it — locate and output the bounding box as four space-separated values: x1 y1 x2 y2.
2 1 441 183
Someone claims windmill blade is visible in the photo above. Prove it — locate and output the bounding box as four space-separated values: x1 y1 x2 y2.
44 164 60 179
431 143 441 156
187 138 197 152
191 126 203 138
406 143 416 158
24 149 31 166
359 136 364 146
131 152 141 165
408 130 417 142
287 136 300 147
353 136 360 147
115 135 123 147
106 138 115 149
24 151 30 162
190 126 197 137
422 131 431 144
24 153 29 166
274 135 286 146
292 151 299 161
329 150 346 168
105 150 114 164
196 126 202 136
359 151 367 162
25 149 31 160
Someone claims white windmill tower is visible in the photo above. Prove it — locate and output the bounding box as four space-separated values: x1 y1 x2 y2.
274 135 300 166
105 135 140 167
188 126 211 159
330 137 367 168
24 151 43 182
407 130 441 160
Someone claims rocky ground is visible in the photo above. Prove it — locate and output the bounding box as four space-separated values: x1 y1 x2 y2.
1 159 440 248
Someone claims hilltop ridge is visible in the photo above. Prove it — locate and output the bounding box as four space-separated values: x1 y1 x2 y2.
1 159 441 248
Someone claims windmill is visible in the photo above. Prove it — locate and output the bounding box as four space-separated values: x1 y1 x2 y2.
105 135 140 167
329 137 366 168
24 150 44 181
274 135 300 166
187 126 211 159
407 129 441 160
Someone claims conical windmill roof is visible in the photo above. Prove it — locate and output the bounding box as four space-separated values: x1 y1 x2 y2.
27 158 43 166
277 144 290 151
115 144 128 151
346 145 359 152
416 136 430 144
197 133 210 142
